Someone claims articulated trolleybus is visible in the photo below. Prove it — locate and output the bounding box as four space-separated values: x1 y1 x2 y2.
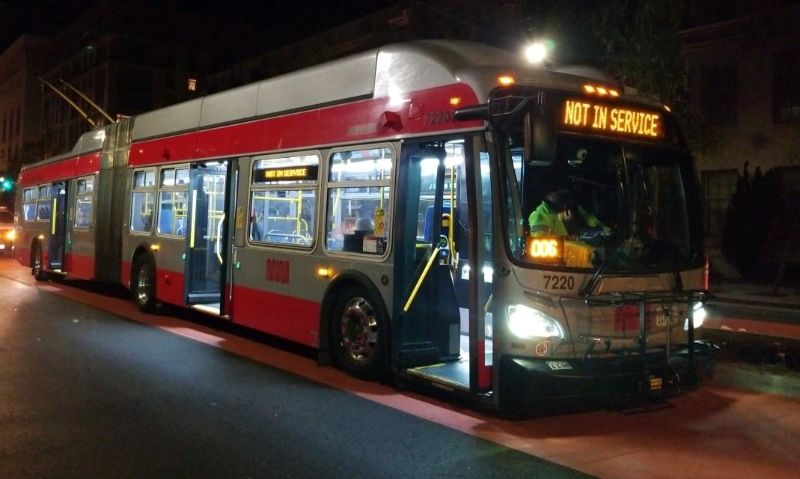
17 41 715 411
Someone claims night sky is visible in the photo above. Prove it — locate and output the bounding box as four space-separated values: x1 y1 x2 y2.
0 0 399 53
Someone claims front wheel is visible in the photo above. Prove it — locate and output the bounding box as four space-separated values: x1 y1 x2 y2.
132 254 157 313
331 286 388 380
31 243 48 281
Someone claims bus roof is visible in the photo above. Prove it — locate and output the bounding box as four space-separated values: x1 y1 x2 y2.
37 40 661 168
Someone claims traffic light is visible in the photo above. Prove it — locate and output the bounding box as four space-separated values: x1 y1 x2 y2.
0 176 13 192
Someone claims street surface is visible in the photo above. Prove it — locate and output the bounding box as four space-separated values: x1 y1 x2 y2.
1 257 799 478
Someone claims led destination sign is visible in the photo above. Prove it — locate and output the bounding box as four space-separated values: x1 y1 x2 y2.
561 99 663 139
255 165 319 183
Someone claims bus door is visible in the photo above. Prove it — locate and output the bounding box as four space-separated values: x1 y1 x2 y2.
48 181 68 270
394 137 493 392
185 161 230 310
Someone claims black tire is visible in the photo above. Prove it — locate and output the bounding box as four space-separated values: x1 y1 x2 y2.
331 285 388 380
132 254 157 313
31 242 48 281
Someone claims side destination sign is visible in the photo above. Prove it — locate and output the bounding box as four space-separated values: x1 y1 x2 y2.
561 99 663 139
255 165 319 183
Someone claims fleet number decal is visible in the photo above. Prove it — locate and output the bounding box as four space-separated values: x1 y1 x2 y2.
543 274 575 290
266 259 290 284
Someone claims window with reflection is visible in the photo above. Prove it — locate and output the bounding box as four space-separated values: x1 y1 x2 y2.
22 187 37 221
74 176 95 229
37 185 51 221
249 153 318 247
130 169 155 233
325 146 393 254
157 166 189 236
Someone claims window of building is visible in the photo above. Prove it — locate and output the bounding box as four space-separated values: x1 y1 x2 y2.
37 185 52 221
74 176 95 229
702 169 738 242
773 49 800 123
325 146 393 255
130 169 155 233
249 153 319 247
700 63 738 127
157 166 189 236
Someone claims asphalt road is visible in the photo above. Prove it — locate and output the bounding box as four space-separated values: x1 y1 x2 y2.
0 272 588 479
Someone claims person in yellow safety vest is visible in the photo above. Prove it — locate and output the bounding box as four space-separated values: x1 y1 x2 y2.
529 187 607 236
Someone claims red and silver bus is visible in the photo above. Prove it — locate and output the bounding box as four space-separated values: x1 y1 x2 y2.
16 40 715 411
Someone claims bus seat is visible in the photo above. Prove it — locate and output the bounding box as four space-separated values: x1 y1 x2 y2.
423 206 451 242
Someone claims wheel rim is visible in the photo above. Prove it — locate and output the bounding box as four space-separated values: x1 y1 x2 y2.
339 296 378 363
136 262 152 306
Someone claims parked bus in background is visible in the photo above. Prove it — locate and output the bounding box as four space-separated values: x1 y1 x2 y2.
15 40 715 411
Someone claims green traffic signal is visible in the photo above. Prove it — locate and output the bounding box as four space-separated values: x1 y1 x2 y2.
1 179 12 191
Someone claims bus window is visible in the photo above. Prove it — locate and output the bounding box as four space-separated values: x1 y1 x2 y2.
22 187 37 221
325 146 393 254
36 185 51 221
157 167 189 236
249 153 319 247
74 176 95 229
130 170 155 233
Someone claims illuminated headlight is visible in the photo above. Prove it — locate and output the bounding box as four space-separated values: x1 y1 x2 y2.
684 302 706 330
507 304 564 339
4 229 14 241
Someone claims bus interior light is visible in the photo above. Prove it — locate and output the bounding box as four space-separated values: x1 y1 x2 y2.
507 304 564 339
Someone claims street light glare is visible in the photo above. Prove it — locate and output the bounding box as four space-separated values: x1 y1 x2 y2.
524 42 548 64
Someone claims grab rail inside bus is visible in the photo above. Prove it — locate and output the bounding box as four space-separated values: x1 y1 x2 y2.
403 242 443 313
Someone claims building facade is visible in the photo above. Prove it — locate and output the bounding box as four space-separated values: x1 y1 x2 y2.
681 0 800 281
0 35 48 177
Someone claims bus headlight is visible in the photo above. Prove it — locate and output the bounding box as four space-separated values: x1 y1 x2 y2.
4 229 15 241
684 302 706 330
507 304 564 339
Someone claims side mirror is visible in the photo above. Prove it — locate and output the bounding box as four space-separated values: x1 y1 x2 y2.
526 109 556 166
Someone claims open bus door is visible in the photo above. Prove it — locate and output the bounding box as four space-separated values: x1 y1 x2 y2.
393 137 493 394
48 181 68 270
184 160 231 314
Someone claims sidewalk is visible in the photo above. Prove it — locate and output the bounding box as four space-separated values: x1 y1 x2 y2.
710 281 800 310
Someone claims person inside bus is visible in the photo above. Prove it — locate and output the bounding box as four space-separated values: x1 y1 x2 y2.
528 186 606 237
343 217 374 252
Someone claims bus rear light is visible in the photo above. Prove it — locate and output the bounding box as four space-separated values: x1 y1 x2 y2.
497 75 515 86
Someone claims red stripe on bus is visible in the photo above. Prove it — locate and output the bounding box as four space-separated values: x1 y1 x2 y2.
18 152 102 186
129 83 481 166
63 253 95 280
232 284 321 348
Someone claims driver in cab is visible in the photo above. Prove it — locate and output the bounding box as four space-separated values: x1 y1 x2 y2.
528 187 607 237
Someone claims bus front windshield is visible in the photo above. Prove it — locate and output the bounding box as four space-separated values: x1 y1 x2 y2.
503 132 701 272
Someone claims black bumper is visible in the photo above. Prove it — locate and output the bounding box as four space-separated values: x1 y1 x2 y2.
498 340 717 410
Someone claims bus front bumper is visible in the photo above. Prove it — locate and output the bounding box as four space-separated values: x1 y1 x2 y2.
497 340 717 410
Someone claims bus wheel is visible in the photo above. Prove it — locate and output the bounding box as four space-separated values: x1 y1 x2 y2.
132 254 157 313
332 286 387 380
31 243 48 281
